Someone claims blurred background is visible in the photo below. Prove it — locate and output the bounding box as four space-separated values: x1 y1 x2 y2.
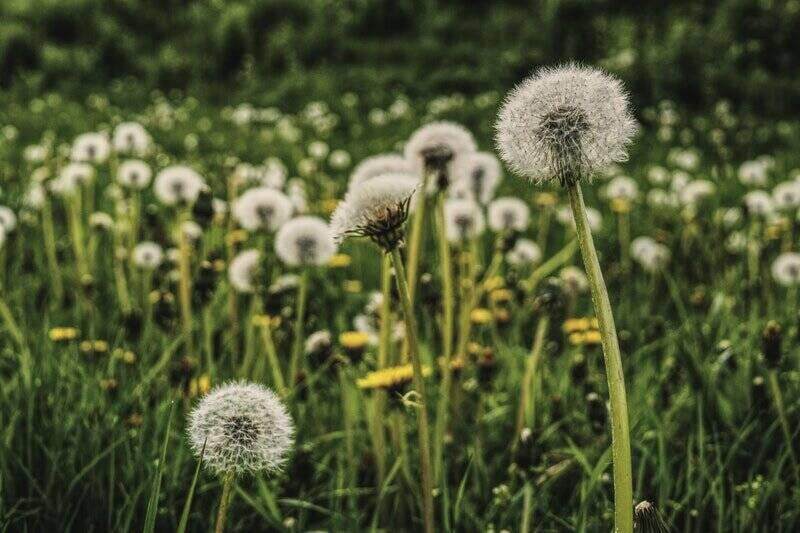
1 0 799 115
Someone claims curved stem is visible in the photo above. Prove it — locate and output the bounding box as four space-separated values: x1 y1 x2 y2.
568 183 633 533
390 248 435 533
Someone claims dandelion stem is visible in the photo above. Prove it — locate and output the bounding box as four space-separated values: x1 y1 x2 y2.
514 315 549 442
433 192 455 485
214 471 236 533
520 481 534 533
390 247 435 533
567 182 633 533
767 370 800 482
289 269 309 384
406 171 431 305
41 200 63 304
260 323 287 397
178 209 194 358
524 238 578 292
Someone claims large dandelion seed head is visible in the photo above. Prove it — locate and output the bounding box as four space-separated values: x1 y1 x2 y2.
232 187 293 232
487 197 530 232
275 216 337 267
451 151 502 204
71 132 111 164
154 166 207 206
772 252 800 287
330 174 418 250
132 241 164 269
113 122 152 156
187 381 294 476
495 64 638 186
228 249 262 293
117 160 153 190
349 154 417 192
404 121 477 189
443 198 485 243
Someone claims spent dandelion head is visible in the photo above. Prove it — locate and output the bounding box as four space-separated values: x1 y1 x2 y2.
349 154 417 192
451 151 502 204
117 160 152 190
113 122 152 156
232 187 293 232
495 64 638 187
330 174 418 251
404 121 477 191
507 238 542 267
772 252 800 287
132 241 164 269
443 198 485 243
275 216 337 267
187 381 294 476
154 165 207 206
71 132 111 164
228 249 262 293
487 197 530 232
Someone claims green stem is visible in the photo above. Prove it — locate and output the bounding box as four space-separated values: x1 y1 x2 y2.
41 201 63 304
406 171 432 305
567 183 633 533
289 269 309 384
433 193 455 485
767 370 800 483
514 315 549 442
524 238 579 292
214 471 236 533
520 481 534 533
390 247 435 533
260 323 287 397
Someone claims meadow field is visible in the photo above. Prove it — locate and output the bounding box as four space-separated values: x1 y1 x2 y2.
1 1 800 532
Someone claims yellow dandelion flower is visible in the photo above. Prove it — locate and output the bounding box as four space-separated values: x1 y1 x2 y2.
490 288 514 304
252 314 280 328
482 276 505 292
340 331 370 350
470 308 493 325
321 198 339 216
611 198 631 214
343 280 362 293
212 259 226 272
764 224 782 241
534 192 557 207
122 351 136 364
356 363 432 390
584 330 602 345
225 229 248 246
197 374 211 395
568 332 586 345
328 253 352 268
49 327 79 342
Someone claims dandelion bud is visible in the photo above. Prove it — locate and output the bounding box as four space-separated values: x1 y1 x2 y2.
633 501 669 532
762 321 782 369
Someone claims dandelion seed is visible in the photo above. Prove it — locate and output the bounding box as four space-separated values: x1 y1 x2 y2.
228 249 261 293
443 198 485 243
117 160 152 190
154 166 206 206
232 187 293 232
330 174 418 250
187 381 294 476
132 242 164 269
495 64 637 186
275 216 337 267
487 197 530 232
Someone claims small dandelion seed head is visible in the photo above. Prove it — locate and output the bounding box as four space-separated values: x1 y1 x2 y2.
772 252 800 287
507 238 541 267
630 236 671 273
187 381 294 476
743 190 774 217
603 175 639 201
275 216 337 267
495 64 638 187
228 249 262 293
487 197 530 232
772 180 800 210
89 212 114 230
113 122 152 156
232 187 293 232
132 241 164 269
678 180 716 206
0 206 17 233
404 121 477 189
330 174 418 250
117 160 152 190
71 132 111 164
154 166 206 206
349 154 417 192
451 151 502 204
51 162 95 195
444 198 485 243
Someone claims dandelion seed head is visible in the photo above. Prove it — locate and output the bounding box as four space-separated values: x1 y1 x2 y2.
154 166 206 206
678 180 716 206
772 181 800 210
443 198 485 243
113 122 152 156
0 206 17 232
603 175 639 201
71 132 111 164
743 190 774 217
117 160 152 190
772 252 800 287
738 160 769 187
556 205 603 233
228 249 261 293
451 152 502 204
507 238 542 267
89 212 114 230
51 162 95 196
349 154 417 192
487 197 530 232
132 241 164 269
495 64 637 186
404 121 477 184
232 187 293 232
560 266 588 294
630 237 670 273
187 381 294 476
275 216 337 267
330 174 418 250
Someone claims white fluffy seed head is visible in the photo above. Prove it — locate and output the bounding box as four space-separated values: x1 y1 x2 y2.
772 181 800 210
0 206 17 232
71 132 111 164
603 176 639 201
54 162 95 195
487 197 530 232
443 198 485 243
495 64 638 186
117 160 152 190
556 205 602 233
507 238 541 267
275 216 337 267
678 180 716 206
404 121 477 178
228 249 261 293
772 252 800 286
349 154 417 192
154 166 206 206
560 265 588 294
113 122 152 156
132 241 164 269
738 160 769 187
450 152 502 204
330 174 418 250
743 190 774 217
631 237 670 272
233 187 293 232
187 381 294 476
